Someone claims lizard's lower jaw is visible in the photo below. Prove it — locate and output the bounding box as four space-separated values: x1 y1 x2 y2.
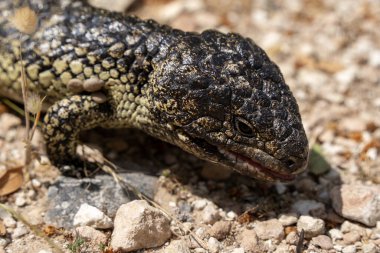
218 148 298 181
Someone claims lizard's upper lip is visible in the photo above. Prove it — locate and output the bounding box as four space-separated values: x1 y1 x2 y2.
218 148 299 181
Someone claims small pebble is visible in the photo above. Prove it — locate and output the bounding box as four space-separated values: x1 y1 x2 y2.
343 231 361 245
12 224 28 239
286 231 298 245
83 78 105 92
201 203 220 224
73 203 113 229
207 237 221 252
195 227 206 239
0 238 8 247
278 213 298 226
31 179 42 188
340 221 366 235
3 217 16 228
362 242 378 253
311 235 333 250
231 248 245 253
37 250 53 253
328 228 343 240
238 229 258 252
74 226 107 245
209 220 231 240
15 194 26 207
67 78 84 93
226 211 237 220
254 219 284 241
342 245 357 253
192 199 208 210
297 215 325 239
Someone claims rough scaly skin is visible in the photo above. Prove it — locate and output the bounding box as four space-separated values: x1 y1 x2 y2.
0 0 309 180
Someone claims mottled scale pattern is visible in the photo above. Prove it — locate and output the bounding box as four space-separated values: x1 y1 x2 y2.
0 0 309 180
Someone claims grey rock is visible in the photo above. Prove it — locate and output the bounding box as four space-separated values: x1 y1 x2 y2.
110 200 171 252
45 167 158 228
330 184 380 226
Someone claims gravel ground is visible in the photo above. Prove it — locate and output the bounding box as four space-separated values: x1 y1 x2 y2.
0 0 379 252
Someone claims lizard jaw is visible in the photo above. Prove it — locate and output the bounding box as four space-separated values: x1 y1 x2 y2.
218 148 297 181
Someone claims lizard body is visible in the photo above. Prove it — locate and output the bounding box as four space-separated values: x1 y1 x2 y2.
0 0 309 180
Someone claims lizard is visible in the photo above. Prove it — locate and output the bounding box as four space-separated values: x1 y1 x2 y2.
0 0 309 181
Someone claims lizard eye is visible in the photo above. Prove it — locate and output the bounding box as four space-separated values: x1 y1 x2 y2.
234 117 255 137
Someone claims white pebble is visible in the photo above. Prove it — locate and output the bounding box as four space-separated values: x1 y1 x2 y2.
342 245 357 253
73 203 113 229
31 179 42 188
15 195 26 207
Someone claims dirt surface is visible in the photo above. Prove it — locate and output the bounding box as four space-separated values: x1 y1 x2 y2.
0 0 379 252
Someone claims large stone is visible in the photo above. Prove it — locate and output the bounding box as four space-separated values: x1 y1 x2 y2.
330 184 380 226
45 165 158 228
110 200 171 252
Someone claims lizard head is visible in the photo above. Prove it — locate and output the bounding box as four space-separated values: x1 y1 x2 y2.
149 30 309 181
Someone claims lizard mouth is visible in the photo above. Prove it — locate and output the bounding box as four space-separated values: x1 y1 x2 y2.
218 148 296 181
185 136 298 181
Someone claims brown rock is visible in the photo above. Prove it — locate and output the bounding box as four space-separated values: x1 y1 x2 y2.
209 221 232 240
